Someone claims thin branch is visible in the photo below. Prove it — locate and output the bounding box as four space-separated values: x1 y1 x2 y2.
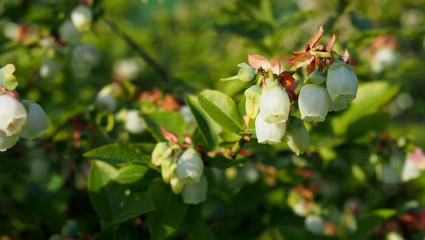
103 18 171 83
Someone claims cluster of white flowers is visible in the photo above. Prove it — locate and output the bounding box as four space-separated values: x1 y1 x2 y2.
243 59 358 155
151 144 207 204
0 64 49 151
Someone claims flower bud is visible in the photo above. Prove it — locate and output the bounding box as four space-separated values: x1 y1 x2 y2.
95 85 117 112
286 118 309 155
0 131 19 152
71 5 93 32
161 157 177 183
176 148 204 184
236 63 256 82
0 64 18 90
125 110 145 134
59 20 82 45
305 215 325 235
39 58 61 79
19 101 49 140
71 44 100 78
326 60 358 109
259 81 290 124
255 113 286 144
151 142 172 166
244 85 261 119
170 175 184 194
182 175 208 204
0 94 27 136
298 84 330 122
401 157 421 182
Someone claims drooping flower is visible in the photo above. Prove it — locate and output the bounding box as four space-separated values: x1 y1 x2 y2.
255 113 286 144
71 5 93 32
124 110 145 134
19 101 49 140
182 175 208 204
176 148 204 184
286 118 309 155
298 84 330 122
59 20 82 45
259 81 290 124
0 93 27 136
326 60 358 111
0 131 19 152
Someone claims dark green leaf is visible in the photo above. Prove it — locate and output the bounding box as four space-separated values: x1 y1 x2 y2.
147 179 188 240
84 143 152 166
88 161 156 226
142 111 187 142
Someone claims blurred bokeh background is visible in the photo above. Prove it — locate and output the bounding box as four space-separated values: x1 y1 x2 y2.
1 0 425 239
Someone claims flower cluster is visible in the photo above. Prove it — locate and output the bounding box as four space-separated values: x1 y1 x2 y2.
0 64 49 151
151 140 207 205
224 27 358 155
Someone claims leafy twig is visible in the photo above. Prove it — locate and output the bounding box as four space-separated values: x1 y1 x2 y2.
103 18 171 83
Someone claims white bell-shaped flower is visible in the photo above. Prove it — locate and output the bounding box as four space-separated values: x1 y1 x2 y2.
95 85 117 112
298 84 330 122
39 58 61 79
59 20 82 45
326 60 358 108
259 81 290 124
305 215 325 235
182 175 208 204
71 5 93 32
19 101 49 140
255 113 286 144
0 131 19 152
71 44 100 78
0 94 27 136
151 142 172 166
286 118 309 155
125 110 145 134
176 148 204 184
401 157 421 182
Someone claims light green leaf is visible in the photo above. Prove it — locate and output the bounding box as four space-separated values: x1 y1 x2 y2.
0 64 18 90
219 130 242 142
332 81 400 135
87 161 156 226
186 95 220 150
147 179 188 240
84 143 152 166
198 90 244 133
142 111 187 142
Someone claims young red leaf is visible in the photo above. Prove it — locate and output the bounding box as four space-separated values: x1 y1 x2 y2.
306 61 316 76
289 52 314 69
306 26 324 51
326 34 337 52
270 58 281 74
248 54 271 70
161 127 179 143
280 72 295 86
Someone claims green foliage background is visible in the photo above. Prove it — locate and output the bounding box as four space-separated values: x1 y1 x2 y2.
1 0 425 239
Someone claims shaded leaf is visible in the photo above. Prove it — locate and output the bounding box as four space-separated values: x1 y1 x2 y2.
186 219 215 240
147 179 188 240
88 161 156 226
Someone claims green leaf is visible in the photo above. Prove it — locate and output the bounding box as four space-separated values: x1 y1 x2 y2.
84 143 152 166
186 219 215 240
353 209 397 240
198 90 244 133
332 81 400 135
219 130 242 142
147 179 188 240
115 164 149 184
186 95 220 150
142 111 187 142
88 161 156 226
0 64 18 90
